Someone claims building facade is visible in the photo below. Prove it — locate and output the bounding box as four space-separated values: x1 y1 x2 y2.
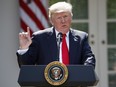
0 0 116 87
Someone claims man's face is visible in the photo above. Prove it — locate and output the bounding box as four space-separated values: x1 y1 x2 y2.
51 12 72 33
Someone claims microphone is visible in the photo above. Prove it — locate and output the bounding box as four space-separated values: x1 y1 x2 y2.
56 32 63 61
57 32 63 44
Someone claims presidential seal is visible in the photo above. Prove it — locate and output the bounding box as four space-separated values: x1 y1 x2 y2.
44 61 68 86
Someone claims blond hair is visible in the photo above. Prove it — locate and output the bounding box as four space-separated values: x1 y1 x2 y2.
48 2 73 18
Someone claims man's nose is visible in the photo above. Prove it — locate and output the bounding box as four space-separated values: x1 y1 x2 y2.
61 17 66 23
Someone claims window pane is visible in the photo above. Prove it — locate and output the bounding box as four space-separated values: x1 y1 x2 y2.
108 48 116 70
107 0 116 18
107 22 116 44
109 74 116 87
70 0 88 19
71 23 88 33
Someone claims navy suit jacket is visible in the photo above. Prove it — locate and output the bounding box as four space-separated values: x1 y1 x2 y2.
17 27 95 67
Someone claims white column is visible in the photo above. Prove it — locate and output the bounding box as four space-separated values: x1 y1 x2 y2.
0 0 20 87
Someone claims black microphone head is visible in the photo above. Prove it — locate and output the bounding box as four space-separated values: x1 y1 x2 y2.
58 32 62 36
57 32 63 41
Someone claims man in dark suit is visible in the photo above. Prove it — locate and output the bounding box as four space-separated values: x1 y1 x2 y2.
17 2 95 68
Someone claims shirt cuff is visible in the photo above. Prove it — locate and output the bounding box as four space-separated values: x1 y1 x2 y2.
17 48 29 55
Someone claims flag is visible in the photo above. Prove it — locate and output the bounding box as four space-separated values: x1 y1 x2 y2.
19 0 49 35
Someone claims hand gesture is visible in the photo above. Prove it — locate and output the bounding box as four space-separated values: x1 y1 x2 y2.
19 27 32 49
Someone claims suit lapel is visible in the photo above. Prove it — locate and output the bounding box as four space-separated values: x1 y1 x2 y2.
69 29 79 64
47 28 58 61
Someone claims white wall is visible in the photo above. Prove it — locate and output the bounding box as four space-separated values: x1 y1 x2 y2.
0 0 20 87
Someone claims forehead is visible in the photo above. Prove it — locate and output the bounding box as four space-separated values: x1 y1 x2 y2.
52 12 71 17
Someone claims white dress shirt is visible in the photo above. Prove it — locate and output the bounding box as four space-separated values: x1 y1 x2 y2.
55 30 69 63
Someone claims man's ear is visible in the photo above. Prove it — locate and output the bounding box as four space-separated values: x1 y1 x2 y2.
49 17 54 25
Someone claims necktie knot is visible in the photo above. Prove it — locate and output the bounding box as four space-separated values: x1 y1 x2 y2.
63 34 66 36
62 34 66 39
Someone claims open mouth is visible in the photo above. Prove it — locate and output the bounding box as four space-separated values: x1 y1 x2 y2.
62 25 67 27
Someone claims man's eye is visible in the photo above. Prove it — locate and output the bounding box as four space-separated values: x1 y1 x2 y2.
57 17 61 19
64 15 68 18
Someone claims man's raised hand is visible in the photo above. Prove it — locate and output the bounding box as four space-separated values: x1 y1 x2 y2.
19 27 32 49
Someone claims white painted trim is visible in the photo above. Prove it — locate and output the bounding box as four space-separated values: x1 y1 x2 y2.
107 19 116 22
72 20 88 23
97 0 108 87
89 0 100 86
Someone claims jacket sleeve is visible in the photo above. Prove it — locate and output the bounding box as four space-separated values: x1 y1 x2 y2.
16 35 39 68
81 33 96 68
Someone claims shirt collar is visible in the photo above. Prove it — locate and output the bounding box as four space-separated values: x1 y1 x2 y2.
55 29 69 38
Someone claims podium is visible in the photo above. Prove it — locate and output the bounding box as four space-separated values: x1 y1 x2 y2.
18 65 99 87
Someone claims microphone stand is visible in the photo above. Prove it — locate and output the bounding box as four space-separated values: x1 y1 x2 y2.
56 33 63 61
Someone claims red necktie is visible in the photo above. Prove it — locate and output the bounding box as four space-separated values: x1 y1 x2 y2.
62 34 69 65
